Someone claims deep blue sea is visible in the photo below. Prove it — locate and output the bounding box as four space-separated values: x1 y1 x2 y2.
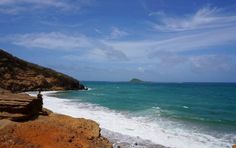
40 82 236 148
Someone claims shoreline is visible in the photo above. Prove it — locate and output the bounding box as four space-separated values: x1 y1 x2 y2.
27 91 234 148
27 91 166 148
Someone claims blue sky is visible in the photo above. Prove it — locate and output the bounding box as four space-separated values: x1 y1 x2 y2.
1 0 236 82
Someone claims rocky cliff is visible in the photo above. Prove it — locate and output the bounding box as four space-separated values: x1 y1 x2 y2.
0 49 85 92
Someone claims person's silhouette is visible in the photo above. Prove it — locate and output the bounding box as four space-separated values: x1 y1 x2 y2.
37 89 43 111
37 90 43 100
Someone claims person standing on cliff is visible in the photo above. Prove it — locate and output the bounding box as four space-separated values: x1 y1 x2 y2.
37 90 43 100
37 89 43 111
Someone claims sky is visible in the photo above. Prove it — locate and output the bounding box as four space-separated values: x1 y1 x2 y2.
0 0 236 82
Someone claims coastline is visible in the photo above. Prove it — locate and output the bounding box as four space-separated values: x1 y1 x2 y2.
28 91 234 148
27 91 166 148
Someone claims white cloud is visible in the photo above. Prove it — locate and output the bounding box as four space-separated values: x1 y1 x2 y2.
107 26 236 56
0 0 93 14
137 67 145 73
151 6 236 32
63 47 128 62
148 11 165 17
190 55 233 73
78 45 128 61
109 27 129 39
10 32 92 50
8 27 232 65
150 51 187 67
5 22 236 64
4 30 236 80
8 32 128 61
0 7 20 14
0 0 70 8
94 28 102 34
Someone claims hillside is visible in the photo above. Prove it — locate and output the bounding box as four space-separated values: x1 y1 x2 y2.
0 49 85 92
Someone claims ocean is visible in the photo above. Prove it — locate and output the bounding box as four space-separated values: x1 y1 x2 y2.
29 82 236 148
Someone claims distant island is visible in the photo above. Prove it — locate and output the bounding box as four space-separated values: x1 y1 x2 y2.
129 78 144 83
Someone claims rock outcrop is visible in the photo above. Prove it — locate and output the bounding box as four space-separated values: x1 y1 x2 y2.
0 89 42 121
0 49 85 92
0 113 112 148
129 78 144 83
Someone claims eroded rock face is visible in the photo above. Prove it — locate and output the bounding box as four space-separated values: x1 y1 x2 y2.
0 89 42 121
0 49 85 92
0 113 112 148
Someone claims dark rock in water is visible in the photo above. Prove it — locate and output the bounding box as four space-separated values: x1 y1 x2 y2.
113 142 130 148
0 49 86 92
129 78 144 83
79 84 88 90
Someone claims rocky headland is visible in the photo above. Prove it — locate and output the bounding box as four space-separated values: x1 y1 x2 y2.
0 49 112 147
0 49 86 92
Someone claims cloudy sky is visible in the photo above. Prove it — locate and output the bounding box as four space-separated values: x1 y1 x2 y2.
1 0 236 82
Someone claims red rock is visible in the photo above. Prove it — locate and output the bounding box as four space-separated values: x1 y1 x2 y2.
0 113 112 148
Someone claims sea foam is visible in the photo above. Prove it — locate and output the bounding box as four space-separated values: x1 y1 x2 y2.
27 91 233 148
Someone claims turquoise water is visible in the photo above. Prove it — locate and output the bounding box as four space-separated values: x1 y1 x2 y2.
50 82 236 147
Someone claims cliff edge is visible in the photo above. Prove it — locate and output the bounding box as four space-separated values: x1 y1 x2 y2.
0 49 85 92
